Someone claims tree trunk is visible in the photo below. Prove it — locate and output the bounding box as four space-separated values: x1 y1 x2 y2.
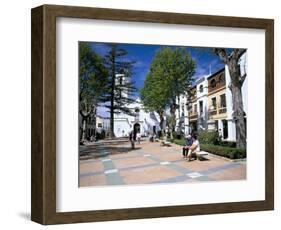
109 53 116 138
158 110 164 137
228 56 247 149
92 106 97 141
81 119 87 143
215 48 247 149
231 85 246 148
169 102 177 139
79 99 92 144
177 96 181 124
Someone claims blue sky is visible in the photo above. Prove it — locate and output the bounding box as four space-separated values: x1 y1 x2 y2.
87 42 225 116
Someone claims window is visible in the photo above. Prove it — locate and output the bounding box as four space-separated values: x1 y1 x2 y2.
222 119 228 139
199 101 203 115
199 84 203 93
220 94 226 108
194 104 197 114
211 97 217 109
98 123 102 128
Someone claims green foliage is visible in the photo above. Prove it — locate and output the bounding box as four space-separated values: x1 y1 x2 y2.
101 44 136 116
201 144 246 159
171 134 245 159
166 115 176 129
220 141 237 148
79 42 108 105
173 137 185 146
139 71 169 114
198 131 219 144
140 47 196 118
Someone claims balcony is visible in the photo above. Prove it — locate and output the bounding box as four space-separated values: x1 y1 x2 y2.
209 110 217 116
208 107 227 117
188 112 198 120
218 107 227 114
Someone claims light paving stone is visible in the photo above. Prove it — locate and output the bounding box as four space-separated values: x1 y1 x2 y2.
104 169 118 174
160 161 171 165
101 158 112 162
186 172 203 178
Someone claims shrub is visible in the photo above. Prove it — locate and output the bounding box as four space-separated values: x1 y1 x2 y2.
173 138 185 146
198 131 218 144
200 144 246 159
220 141 237 148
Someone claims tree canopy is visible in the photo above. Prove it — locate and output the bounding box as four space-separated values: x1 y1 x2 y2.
140 47 196 134
79 42 108 142
79 42 108 107
100 44 136 137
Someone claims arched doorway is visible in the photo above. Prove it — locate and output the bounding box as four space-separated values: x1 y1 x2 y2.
134 123 140 134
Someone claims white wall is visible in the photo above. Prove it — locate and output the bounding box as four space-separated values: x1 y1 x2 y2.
0 0 280 229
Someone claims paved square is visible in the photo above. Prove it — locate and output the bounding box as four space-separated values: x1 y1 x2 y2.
79 139 246 187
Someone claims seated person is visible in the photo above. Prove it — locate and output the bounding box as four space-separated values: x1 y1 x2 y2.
182 134 193 158
186 135 200 161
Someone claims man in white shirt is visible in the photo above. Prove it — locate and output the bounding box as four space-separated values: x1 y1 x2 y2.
187 135 200 162
136 132 141 144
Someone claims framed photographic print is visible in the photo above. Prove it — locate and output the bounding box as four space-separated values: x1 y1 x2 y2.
31 4 274 225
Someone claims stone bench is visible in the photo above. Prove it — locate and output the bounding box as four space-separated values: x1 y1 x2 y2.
161 141 171 146
196 151 208 161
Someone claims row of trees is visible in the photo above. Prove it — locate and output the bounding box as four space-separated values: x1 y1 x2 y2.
79 43 136 143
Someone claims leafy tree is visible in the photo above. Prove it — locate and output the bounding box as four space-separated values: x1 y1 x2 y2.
101 44 136 138
79 42 108 143
140 47 196 138
214 48 247 148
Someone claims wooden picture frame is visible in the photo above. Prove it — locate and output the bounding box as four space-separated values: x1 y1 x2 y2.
31 4 274 225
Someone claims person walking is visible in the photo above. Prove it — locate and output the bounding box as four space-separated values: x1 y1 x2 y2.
129 131 135 149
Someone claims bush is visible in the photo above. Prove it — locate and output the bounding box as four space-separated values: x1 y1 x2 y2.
220 141 237 148
173 138 185 146
200 144 246 159
198 131 219 144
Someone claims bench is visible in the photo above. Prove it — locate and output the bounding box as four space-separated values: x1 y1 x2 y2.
161 141 171 146
196 151 208 161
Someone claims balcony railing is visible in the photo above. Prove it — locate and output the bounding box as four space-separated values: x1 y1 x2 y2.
209 110 217 116
208 107 227 117
188 112 198 119
219 107 227 114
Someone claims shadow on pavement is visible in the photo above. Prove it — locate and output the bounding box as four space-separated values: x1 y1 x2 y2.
80 145 142 160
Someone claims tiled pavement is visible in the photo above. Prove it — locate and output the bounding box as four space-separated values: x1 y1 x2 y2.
79 140 246 187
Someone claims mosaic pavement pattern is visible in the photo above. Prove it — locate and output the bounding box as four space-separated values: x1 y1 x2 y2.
79 140 246 187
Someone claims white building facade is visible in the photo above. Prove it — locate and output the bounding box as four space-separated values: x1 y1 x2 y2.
113 99 161 137
176 51 247 143
113 73 160 137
